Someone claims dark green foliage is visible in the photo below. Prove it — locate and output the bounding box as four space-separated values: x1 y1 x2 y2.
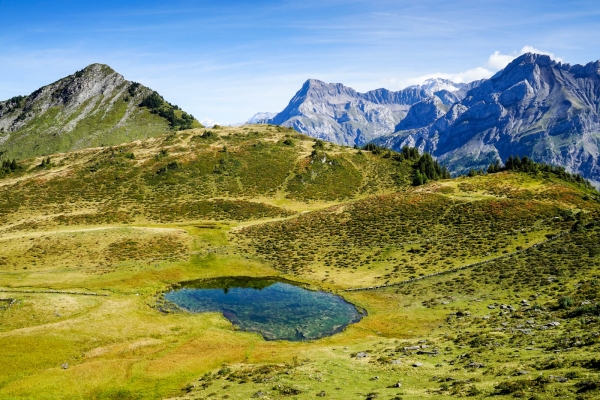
128 82 141 97
467 168 485 177
493 155 595 189
494 377 550 395
361 145 447 186
487 160 501 173
38 157 52 168
558 295 573 309
140 91 164 109
398 146 420 161
1 96 27 113
74 69 84 78
156 161 179 175
282 138 294 146
576 380 600 393
363 143 385 154
0 158 20 177
571 304 600 317
140 91 196 130
314 139 324 149
413 153 451 185
200 130 219 139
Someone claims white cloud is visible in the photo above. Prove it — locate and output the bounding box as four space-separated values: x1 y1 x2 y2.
486 46 562 70
391 67 494 88
392 46 563 89
487 51 517 70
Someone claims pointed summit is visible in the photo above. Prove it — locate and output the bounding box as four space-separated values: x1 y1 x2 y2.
0 65 200 160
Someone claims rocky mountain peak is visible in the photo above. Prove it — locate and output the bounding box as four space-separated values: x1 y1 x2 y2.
295 79 359 102
374 53 600 187
0 64 199 160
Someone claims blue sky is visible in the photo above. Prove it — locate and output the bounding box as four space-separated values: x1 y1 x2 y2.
1 0 600 123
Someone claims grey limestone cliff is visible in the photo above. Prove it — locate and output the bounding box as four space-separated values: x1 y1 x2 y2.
374 53 600 185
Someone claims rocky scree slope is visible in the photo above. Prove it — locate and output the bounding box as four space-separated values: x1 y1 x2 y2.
374 53 600 186
0 63 200 160
268 78 477 146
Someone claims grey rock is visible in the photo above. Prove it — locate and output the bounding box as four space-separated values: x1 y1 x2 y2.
0 63 198 160
61 363 69 369
269 78 477 146
550 375 569 382
374 53 600 186
355 352 368 358
467 362 485 369
515 370 529 375
412 362 424 367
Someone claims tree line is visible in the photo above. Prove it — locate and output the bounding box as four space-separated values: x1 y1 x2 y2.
486 155 593 189
361 143 450 186
140 91 196 131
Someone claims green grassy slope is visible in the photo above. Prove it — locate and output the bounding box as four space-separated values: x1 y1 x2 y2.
0 125 599 399
0 64 201 161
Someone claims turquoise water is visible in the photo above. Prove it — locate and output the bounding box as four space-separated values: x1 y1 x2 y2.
163 277 363 341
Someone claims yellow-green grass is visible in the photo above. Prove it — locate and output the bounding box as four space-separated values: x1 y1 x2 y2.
1 126 599 399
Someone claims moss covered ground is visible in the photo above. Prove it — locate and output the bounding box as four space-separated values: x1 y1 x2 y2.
0 125 599 399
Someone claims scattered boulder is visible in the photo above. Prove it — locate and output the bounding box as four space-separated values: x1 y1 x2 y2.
61 363 69 369
316 391 326 397
467 362 485 369
413 362 423 367
549 375 568 383
355 352 368 359
515 370 529 375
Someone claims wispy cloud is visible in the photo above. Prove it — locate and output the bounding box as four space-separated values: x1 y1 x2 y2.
487 46 563 70
387 45 563 89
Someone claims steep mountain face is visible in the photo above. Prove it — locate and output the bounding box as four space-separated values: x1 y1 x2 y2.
395 96 448 131
0 63 200 160
268 78 481 146
269 79 432 145
375 53 600 186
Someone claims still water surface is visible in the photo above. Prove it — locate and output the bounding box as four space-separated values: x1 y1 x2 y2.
164 277 363 341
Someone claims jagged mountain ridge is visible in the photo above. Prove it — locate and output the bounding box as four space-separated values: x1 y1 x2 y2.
0 63 200 160
374 53 600 186
268 78 475 146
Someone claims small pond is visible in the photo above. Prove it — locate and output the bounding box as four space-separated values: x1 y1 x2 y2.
163 277 364 341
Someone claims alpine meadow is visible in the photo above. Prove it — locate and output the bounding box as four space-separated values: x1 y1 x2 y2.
2 2 600 399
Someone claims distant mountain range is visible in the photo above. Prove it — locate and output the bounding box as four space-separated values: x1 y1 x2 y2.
0 64 200 160
2 56 599 186
266 54 600 186
200 112 277 128
264 77 484 146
